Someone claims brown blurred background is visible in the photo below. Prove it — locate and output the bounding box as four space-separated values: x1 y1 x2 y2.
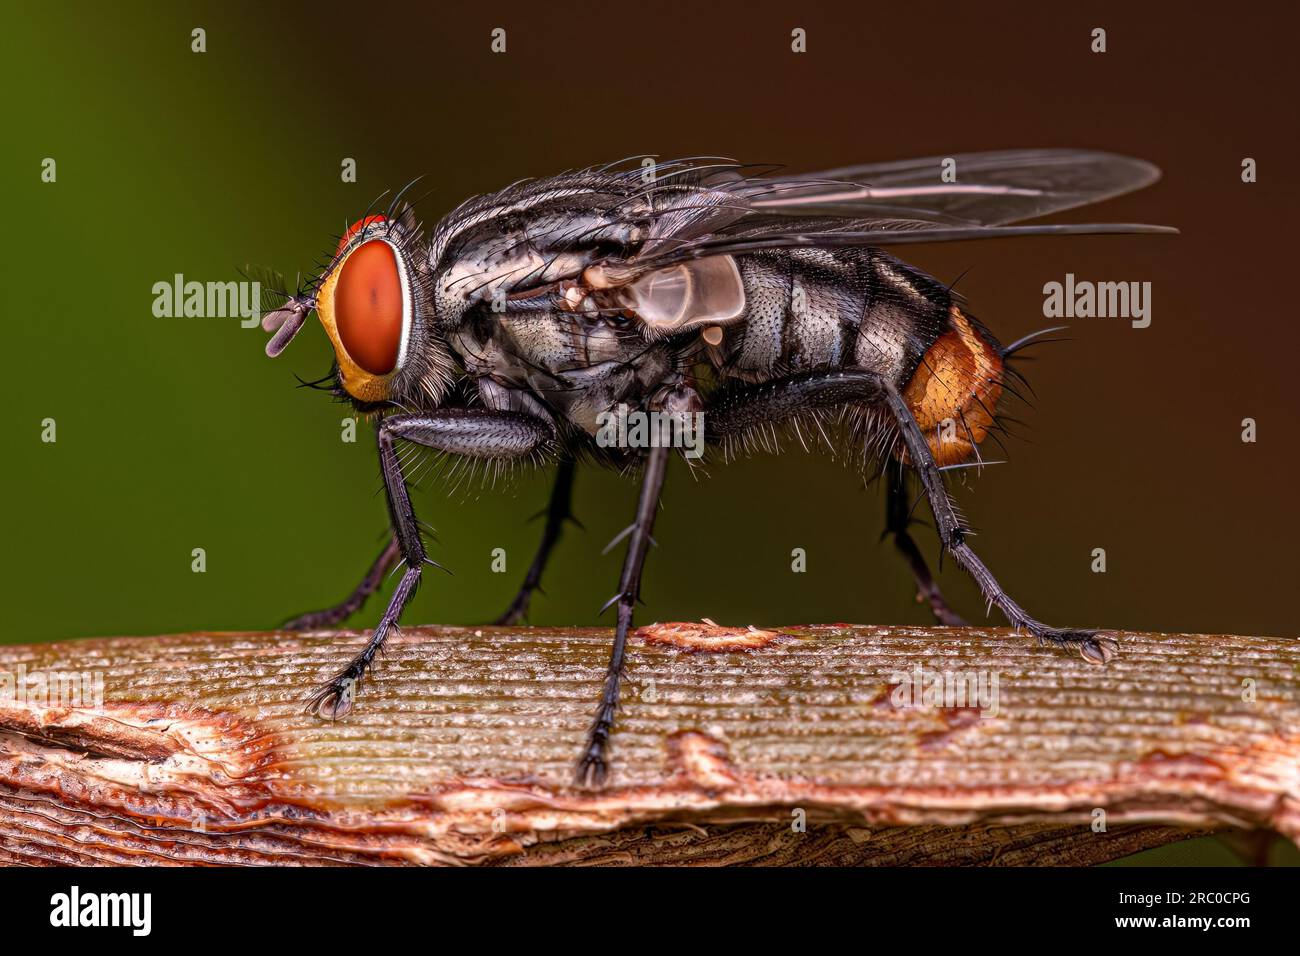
4 2 1296 669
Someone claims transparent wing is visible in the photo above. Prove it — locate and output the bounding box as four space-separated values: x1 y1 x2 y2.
747 149 1163 226
612 150 1173 276
426 151 1173 319
617 218 1176 280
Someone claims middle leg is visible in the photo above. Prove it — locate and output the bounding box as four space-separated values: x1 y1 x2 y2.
494 459 578 625
574 444 670 788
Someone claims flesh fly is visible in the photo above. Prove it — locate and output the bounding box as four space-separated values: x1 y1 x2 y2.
258 149 1175 786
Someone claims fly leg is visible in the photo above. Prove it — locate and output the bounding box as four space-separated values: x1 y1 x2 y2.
283 536 400 631
494 459 578 625
706 369 1117 663
306 409 555 719
880 385 1118 662
885 466 966 626
575 444 669 788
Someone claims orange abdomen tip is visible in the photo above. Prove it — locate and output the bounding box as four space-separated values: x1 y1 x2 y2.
901 306 1004 467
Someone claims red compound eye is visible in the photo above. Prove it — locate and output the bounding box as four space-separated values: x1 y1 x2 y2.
336 215 387 256
335 239 403 375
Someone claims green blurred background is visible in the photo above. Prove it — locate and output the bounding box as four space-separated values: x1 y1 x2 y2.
3 1 1296 864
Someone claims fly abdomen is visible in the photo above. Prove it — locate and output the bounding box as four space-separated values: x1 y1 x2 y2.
726 247 949 383
783 248 862 370
852 253 1005 466
857 251 951 385
723 247 1003 466
727 249 861 376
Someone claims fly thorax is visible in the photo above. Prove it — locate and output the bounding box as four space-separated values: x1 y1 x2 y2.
545 346 677 436
432 231 608 328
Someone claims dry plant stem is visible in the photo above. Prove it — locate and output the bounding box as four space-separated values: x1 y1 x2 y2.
0 624 1295 866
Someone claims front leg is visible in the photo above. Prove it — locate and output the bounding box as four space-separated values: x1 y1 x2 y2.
306 409 554 719
574 444 670 788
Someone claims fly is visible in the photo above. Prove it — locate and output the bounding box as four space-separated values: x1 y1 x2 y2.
256 149 1176 787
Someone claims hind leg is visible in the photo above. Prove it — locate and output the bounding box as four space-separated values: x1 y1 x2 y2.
707 369 1118 663
879 384 1117 662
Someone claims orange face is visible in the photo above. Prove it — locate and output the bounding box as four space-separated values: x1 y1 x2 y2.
316 218 410 402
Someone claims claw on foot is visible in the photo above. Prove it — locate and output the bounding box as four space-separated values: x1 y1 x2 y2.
1034 626 1121 665
1079 632 1120 665
574 751 608 789
305 677 358 720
